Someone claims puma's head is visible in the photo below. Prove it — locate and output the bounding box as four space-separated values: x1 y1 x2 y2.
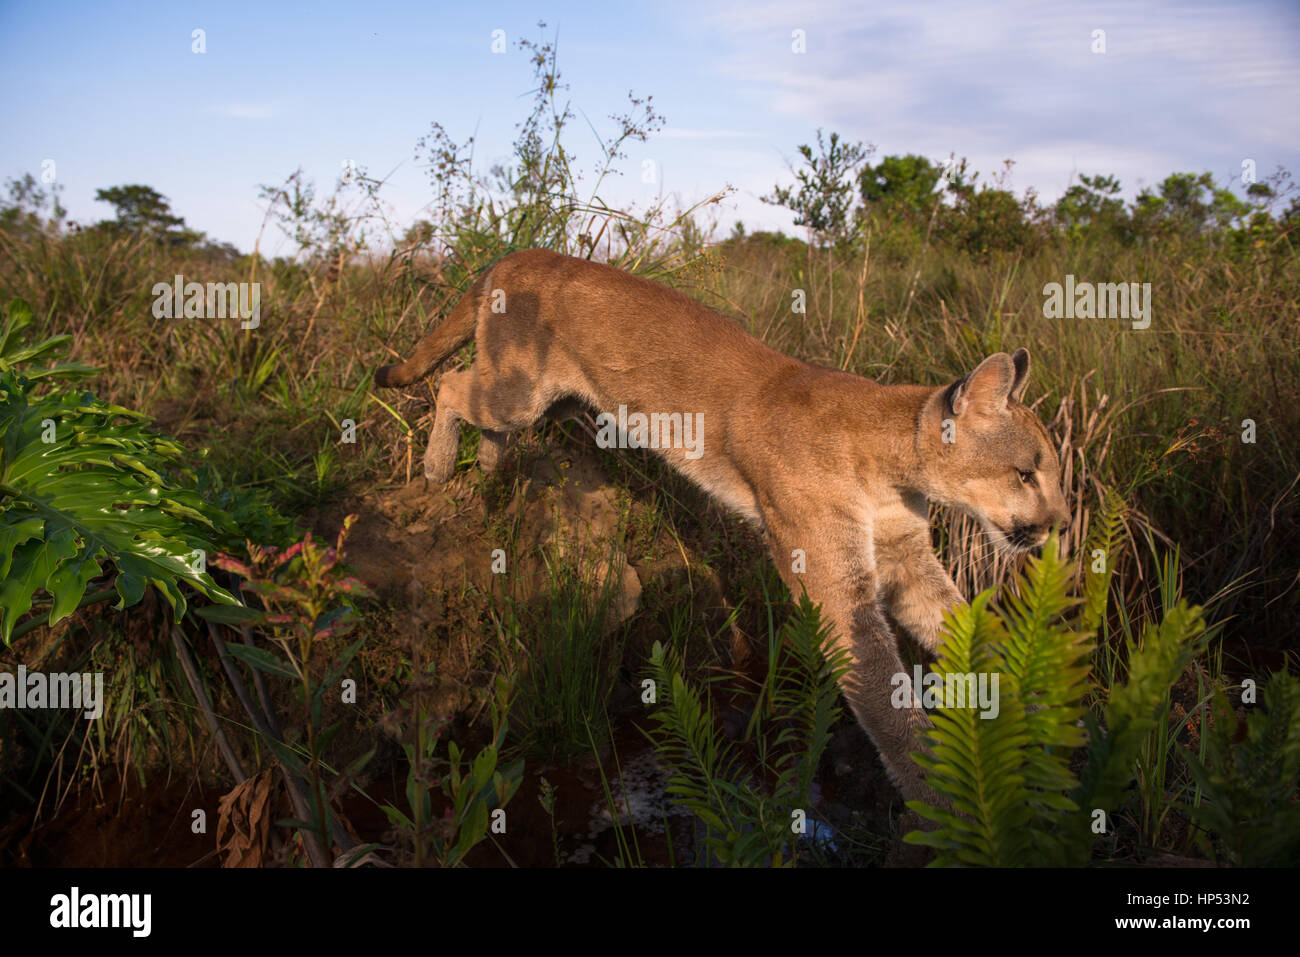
918 348 1069 552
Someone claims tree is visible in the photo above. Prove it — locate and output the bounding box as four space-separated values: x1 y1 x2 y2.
858 154 943 222
1131 171 1249 238
0 173 66 236
938 159 1040 256
763 129 870 247
93 184 195 243
1054 173 1128 240
402 219 436 247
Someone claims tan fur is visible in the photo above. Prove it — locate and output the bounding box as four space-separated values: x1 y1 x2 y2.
375 249 1069 805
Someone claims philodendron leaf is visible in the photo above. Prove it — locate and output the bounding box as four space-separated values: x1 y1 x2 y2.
0 529 79 631
194 603 262 625
45 548 103 624
0 368 240 642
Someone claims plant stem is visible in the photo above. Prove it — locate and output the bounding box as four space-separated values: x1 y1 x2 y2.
10 587 118 643
170 625 246 783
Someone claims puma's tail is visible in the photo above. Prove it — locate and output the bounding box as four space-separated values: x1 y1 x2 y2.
374 269 491 388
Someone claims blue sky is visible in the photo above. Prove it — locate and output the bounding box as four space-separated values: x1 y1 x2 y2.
2 0 1297 254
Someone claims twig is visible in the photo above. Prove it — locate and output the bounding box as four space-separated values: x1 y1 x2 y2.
170 626 246 783
208 621 359 862
206 622 334 868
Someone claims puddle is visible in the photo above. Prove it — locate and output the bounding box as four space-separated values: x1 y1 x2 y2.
565 747 695 865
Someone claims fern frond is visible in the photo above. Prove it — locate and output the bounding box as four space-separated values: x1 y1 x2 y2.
1075 600 1207 857
907 591 1034 865
1182 670 1300 865
771 593 851 809
1079 488 1127 636
646 595 855 867
645 641 780 865
999 535 1092 841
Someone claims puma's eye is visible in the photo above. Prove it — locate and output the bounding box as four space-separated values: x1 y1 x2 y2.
1018 469 1036 485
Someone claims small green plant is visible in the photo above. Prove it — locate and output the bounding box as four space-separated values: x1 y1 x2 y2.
537 776 565 867
0 297 95 381
380 673 524 867
1182 670 1300 866
645 592 851 867
207 517 374 867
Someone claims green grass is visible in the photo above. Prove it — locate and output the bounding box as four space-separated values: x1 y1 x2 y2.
495 545 632 761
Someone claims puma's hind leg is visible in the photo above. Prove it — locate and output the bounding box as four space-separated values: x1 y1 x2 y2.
423 366 553 483
476 430 515 474
423 369 470 483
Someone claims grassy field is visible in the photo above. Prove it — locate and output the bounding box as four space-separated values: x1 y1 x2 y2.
2 50 1298 866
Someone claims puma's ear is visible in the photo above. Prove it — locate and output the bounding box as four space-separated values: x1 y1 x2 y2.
949 352 1017 416
1009 347 1031 403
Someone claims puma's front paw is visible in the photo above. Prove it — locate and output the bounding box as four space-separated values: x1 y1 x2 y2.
886 810 938 867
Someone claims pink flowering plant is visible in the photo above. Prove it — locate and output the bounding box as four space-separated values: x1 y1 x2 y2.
207 515 375 866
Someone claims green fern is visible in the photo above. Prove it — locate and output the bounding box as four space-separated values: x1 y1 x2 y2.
907 533 1092 865
1080 487 1127 636
647 639 778 865
1000 538 1092 818
1075 600 1208 857
645 593 849 866
905 591 1035 864
771 591 853 804
906 530 1213 865
1181 670 1300 866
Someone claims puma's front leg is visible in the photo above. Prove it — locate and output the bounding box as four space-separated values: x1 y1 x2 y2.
762 506 945 810
875 509 965 655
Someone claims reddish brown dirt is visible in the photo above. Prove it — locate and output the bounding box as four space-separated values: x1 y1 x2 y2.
316 438 649 716
1 772 224 867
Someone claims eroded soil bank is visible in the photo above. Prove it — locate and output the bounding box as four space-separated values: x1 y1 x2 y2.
3 428 904 867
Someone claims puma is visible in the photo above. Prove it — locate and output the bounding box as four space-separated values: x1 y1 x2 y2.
375 248 1069 807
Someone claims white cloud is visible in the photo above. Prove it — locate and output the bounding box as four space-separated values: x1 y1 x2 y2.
692 0 1300 201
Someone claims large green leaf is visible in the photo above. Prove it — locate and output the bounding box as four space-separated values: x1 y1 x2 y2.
0 368 238 642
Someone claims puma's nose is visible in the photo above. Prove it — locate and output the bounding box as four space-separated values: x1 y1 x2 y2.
1011 521 1048 549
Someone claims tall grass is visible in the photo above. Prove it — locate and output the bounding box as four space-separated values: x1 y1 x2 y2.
493 544 632 761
